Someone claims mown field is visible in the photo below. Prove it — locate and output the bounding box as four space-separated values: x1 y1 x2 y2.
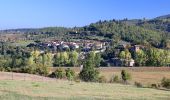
99 67 170 85
0 80 170 100
52 67 170 85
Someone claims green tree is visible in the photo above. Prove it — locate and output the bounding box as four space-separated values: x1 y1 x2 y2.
41 53 47 66
31 50 40 63
46 52 53 67
79 53 99 82
69 51 78 67
119 49 132 66
134 50 147 66
119 51 126 59
55 68 65 79
146 48 170 66
27 56 34 66
94 53 102 67
121 70 131 83
65 68 75 81
53 54 59 67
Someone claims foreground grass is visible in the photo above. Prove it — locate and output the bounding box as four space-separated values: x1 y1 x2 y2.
0 80 170 100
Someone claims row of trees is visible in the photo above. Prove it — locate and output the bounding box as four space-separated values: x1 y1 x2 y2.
118 48 170 67
53 51 79 67
0 43 103 76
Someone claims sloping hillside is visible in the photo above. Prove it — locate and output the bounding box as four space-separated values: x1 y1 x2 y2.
0 14 170 48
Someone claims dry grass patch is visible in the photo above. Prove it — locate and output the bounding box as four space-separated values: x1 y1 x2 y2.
0 80 170 100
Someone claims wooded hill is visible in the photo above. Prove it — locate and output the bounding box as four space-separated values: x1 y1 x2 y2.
1 14 170 49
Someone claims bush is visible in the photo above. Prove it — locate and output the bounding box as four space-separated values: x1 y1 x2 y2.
151 84 158 89
25 63 49 76
65 68 75 81
79 68 99 82
0 67 5 71
74 75 81 83
161 77 170 89
19 67 29 73
48 72 56 78
98 76 107 83
134 82 143 88
54 68 65 79
35 65 49 76
121 70 131 83
5 67 12 72
110 75 119 83
113 75 119 82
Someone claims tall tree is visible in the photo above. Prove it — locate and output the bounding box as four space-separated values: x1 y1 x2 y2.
94 53 102 67
134 50 147 66
79 52 99 82
69 51 78 67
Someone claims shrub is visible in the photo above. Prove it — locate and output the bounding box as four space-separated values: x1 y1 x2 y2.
0 67 5 71
98 76 107 83
26 65 36 74
151 84 158 89
134 82 143 88
110 75 119 83
5 67 11 72
19 67 29 73
79 68 99 82
74 75 81 83
35 65 49 76
25 63 49 76
121 70 131 83
113 75 119 82
65 68 75 81
161 77 170 89
55 68 65 79
48 72 56 78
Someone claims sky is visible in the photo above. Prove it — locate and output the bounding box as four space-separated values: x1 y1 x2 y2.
0 0 170 30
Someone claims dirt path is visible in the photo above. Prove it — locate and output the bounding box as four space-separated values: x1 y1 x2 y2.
0 72 56 82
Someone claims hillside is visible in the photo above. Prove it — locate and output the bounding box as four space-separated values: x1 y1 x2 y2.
155 14 170 19
0 14 170 48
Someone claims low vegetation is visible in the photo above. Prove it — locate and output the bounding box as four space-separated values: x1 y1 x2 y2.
161 77 170 89
0 80 170 100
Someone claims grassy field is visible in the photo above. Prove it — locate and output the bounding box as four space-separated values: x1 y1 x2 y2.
52 67 170 85
0 67 170 100
99 67 170 85
0 80 170 100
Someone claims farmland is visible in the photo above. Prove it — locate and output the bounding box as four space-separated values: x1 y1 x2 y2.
99 67 170 85
0 67 170 100
0 79 170 100
51 67 170 85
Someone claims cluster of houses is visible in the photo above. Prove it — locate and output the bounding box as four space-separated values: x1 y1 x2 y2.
27 39 148 67
110 42 145 67
28 40 107 53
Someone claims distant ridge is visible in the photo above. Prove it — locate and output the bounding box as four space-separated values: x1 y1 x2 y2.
155 14 170 19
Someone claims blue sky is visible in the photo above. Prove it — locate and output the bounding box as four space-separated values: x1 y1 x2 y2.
0 0 170 29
